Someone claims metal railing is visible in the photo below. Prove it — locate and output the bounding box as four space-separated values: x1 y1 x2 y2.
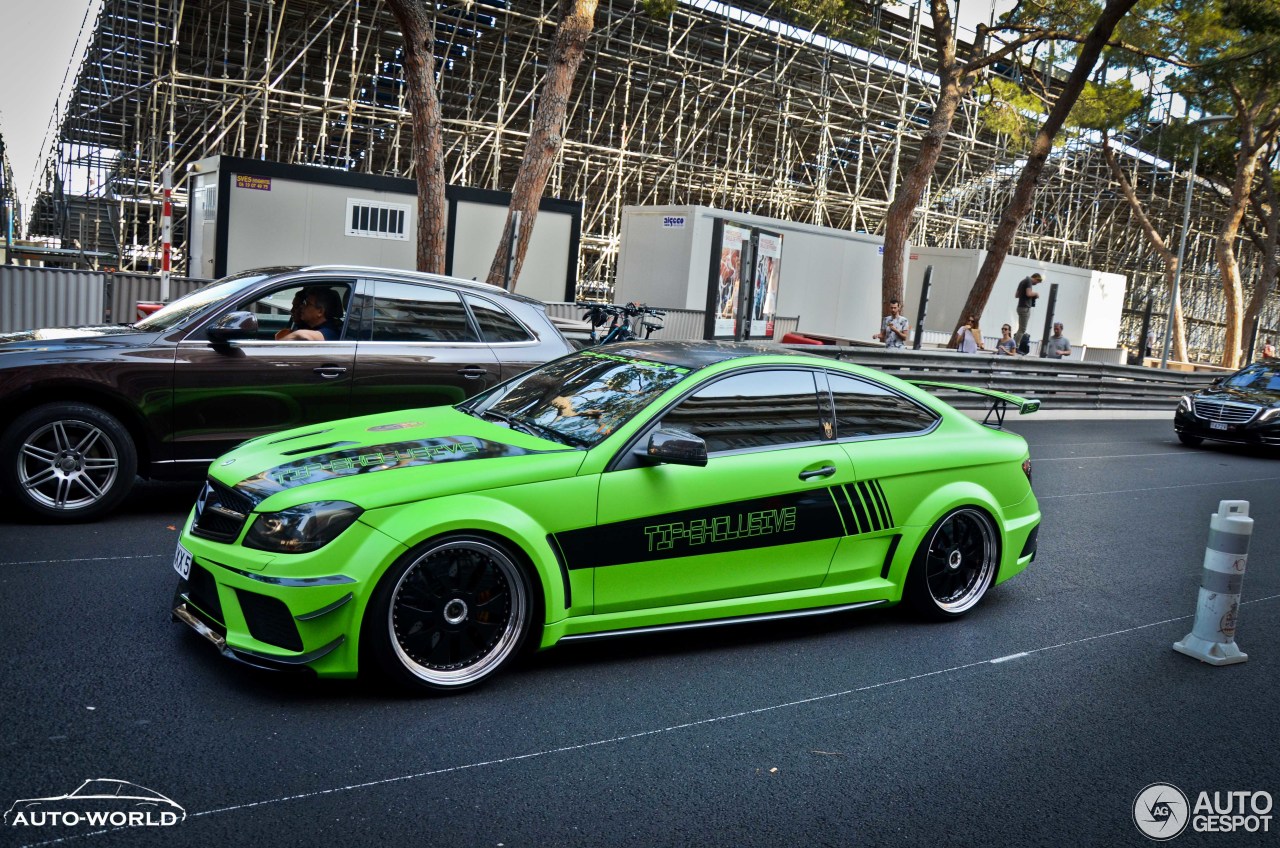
790 346 1216 410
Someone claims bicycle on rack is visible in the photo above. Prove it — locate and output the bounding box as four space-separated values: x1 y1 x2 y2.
575 301 666 345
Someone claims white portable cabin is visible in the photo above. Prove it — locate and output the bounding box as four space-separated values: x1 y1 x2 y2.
615 204 899 341
185 155 582 303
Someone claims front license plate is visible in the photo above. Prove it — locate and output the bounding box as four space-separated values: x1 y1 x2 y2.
173 543 193 580
1210 422 1229 431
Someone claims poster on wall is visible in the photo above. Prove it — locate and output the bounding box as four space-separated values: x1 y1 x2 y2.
747 230 783 339
705 220 752 340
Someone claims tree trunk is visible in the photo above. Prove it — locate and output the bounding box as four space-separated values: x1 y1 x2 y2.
959 0 1140 331
1216 147 1262 368
387 0 447 273
487 0 597 291
1241 168 1278 354
1100 139 1187 360
879 0 967 314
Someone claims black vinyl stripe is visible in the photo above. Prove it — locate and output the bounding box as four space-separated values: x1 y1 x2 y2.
547 535 573 609
828 487 851 535
554 488 845 570
880 534 902 580
844 484 870 535
871 480 895 527
856 481 885 531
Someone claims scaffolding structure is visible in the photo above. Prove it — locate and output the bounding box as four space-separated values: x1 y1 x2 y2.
32 0 1277 359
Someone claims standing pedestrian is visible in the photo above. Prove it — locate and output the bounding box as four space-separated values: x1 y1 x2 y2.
873 299 910 349
954 315 986 353
995 324 1016 356
1044 322 1072 359
1014 273 1042 342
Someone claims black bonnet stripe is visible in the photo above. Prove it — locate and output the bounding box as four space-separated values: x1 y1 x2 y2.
233 436 568 499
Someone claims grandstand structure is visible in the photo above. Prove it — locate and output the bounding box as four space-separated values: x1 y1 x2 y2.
28 0 1277 357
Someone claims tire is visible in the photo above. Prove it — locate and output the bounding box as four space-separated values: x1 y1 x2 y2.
906 507 999 620
0 403 138 521
1177 432 1204 448
367 536 533 692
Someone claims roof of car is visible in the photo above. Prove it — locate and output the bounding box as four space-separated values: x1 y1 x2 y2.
292 265 545 305
599 340 821 370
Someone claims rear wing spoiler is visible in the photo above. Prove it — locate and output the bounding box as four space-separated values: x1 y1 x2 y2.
908 381 1041 428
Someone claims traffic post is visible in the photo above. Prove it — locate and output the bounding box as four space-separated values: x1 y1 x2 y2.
1173 500 1252 666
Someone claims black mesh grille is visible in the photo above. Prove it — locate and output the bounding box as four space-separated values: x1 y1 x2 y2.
186 562 224 623
191 480 257 543
236 589 303 652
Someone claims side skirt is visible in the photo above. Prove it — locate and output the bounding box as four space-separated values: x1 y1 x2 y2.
558 600 886 643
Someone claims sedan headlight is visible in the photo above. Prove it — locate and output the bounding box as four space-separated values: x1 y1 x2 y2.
1177 395 1193 414
1257 406 1280 423
243 501 364 553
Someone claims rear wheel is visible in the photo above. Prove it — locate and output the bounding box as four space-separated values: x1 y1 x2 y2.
906 507 999 620
0 403 137 521
367 536 532 692
1176 432 1203 448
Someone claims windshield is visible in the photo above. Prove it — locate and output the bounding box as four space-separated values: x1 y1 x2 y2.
467 350 690 448
1223 364 1280 392
131 270 275 332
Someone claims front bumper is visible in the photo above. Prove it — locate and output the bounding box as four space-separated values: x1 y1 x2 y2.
1174 409 1280 446
171 514 407 677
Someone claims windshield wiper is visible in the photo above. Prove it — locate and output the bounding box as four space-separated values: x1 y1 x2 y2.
475 409 588 447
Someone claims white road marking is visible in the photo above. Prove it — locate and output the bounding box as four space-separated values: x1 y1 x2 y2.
0 555 165 566
1037 475 1280 499
21 592 1280 848
1034 452 1198 461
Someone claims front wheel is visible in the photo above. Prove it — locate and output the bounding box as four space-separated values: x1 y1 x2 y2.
1176 431 1204 448
906 507 999 620
366 536 533 692
0 403 138 521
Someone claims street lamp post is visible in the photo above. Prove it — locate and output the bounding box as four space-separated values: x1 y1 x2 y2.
1160 114 1232 369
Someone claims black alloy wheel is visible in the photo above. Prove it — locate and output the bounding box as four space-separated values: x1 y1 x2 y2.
906 507 999 620
368 536 533 691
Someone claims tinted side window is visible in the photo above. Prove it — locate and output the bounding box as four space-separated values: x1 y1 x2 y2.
661 369 825 453
466 295 533 343
826 372 938 437
370 281 478 343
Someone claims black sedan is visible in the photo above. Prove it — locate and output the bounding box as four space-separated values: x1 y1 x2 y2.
0 265 572 521
1174 360 1280 448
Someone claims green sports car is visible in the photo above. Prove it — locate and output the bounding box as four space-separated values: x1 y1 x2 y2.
172 342 1041 691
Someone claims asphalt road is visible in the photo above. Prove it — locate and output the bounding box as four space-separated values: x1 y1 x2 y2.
1 418 1277 848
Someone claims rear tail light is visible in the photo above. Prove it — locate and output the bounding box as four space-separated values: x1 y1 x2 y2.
1022 458 1033 485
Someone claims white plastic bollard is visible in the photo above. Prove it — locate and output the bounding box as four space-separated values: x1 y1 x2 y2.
1173 500 1251 666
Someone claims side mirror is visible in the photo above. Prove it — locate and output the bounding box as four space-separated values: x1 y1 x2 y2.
1211 376 1224 388
207 311 259 345
636 428 708 467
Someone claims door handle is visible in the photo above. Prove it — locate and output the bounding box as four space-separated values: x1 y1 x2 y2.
457 366 489 379
312 366 348 379
798 465 836 480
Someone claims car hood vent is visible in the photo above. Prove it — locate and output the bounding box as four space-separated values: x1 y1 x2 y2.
278 441 359 456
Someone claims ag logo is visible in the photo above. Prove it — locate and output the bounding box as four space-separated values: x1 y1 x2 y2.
1134 783 1190 840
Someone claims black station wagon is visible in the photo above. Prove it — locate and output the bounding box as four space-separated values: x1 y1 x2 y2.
0 265 573 520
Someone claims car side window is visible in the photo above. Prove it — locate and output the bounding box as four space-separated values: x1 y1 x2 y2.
825 372 938 438
465 295 534 343
370 281 479 343
237 283 351 341
660 369 826 453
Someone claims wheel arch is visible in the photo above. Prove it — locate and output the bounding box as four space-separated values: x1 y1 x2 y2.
0 382 155 472
358 494 566 629
890 480 1006 586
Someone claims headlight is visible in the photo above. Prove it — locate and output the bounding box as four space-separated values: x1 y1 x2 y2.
243 501 364 553
1177 395 1193 414
1257 407 1280 423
